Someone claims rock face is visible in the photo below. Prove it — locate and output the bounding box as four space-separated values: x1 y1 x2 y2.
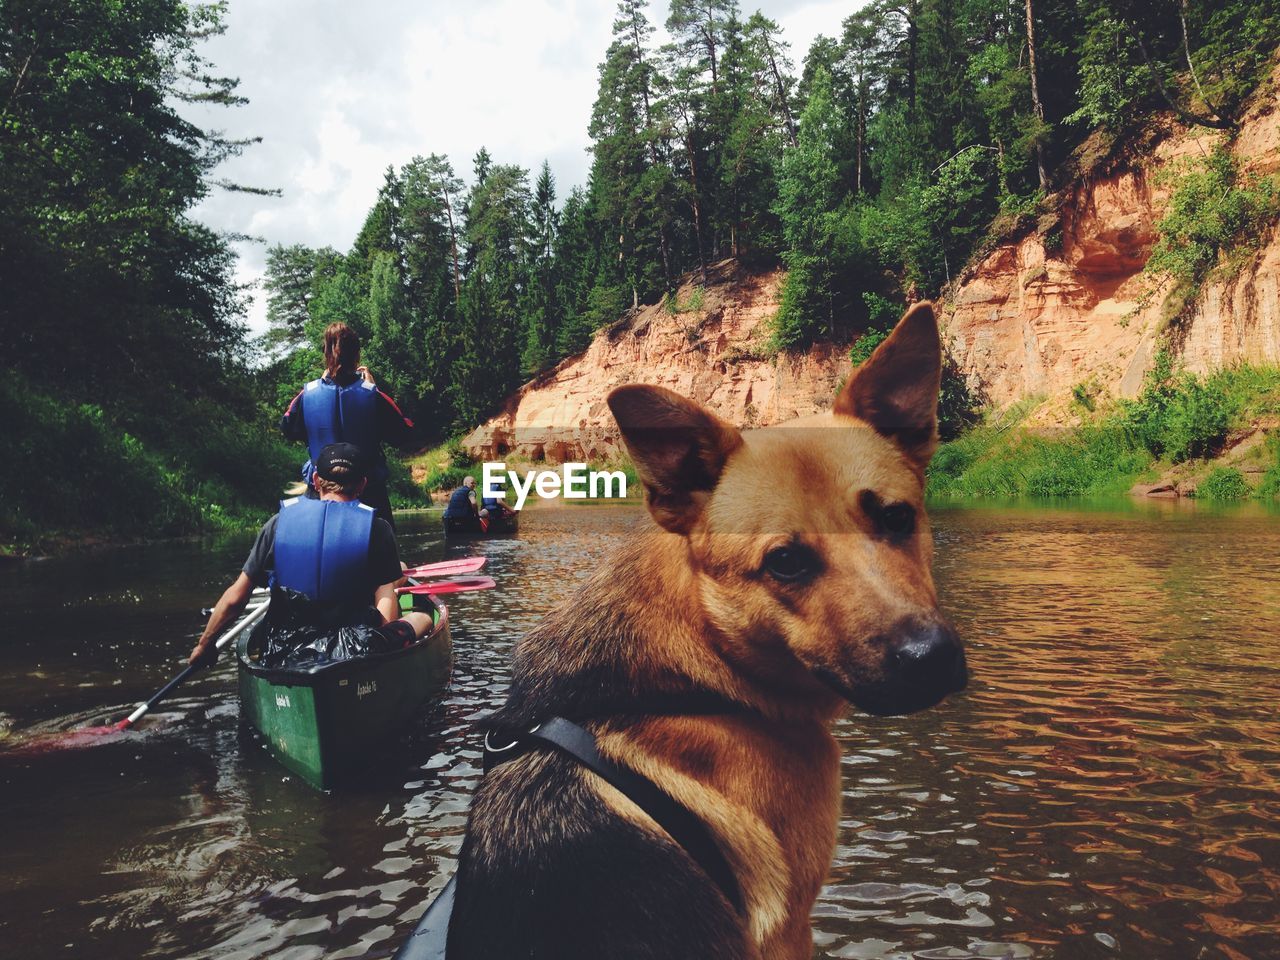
945 73 1280 411
463 261 851 462
466 73 1280 460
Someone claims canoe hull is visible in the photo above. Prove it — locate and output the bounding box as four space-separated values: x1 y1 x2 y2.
237 598 451 790
442 513 519 538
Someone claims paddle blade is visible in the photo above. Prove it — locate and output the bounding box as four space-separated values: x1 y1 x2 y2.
397 576 496 596
4 721 132 756
402 557 487 578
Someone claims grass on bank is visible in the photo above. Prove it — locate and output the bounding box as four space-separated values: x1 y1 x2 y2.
928 355 1280 501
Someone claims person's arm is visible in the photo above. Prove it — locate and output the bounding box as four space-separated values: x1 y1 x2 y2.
189 573 255 665
375 388 415 447
369 520 403 623
374 581 399 624
281 389 307 441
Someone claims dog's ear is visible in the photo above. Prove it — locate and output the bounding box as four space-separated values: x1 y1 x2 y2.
608 384 743 534
834 301 942 465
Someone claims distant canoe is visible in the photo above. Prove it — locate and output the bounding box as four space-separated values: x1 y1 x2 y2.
443 511 519 538
236 590 451 790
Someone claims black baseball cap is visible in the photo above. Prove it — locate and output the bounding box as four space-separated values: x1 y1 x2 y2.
315 443 368 483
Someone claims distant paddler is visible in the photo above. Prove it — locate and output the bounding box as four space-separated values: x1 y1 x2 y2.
444 475 483 523
281 321 415 529
189 443 433 668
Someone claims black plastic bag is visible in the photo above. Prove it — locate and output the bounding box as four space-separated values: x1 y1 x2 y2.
249 586 394 670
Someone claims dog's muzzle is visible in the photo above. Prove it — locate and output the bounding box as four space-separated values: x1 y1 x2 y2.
816 618 968 717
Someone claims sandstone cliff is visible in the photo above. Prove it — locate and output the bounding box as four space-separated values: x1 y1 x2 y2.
946 71 1280 414
466 72 1280 461
464 261 852 462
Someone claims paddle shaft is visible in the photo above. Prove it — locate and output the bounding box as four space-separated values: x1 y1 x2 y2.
117 599 270 729
401 557 487 578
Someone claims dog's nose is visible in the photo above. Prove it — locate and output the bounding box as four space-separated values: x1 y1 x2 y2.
889 620 968 696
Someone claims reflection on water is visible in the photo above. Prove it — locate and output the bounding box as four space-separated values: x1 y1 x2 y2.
2 501 1280 958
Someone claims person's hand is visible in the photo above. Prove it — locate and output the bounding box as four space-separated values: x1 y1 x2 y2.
188 642 218 667
357 365 375 385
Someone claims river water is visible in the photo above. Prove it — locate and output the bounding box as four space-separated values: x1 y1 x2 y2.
2 501 1280 959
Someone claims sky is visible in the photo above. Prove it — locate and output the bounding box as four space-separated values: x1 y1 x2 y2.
183 0 858 333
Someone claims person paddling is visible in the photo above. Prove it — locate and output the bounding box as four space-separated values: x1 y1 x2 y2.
188 443 432 668
281 322 414 529
443 475 485 528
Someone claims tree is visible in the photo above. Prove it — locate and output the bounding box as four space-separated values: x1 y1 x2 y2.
0 0 265 409
521 162 561 375
1025 0 1050 189
589 1 672 301
262 244 329 353
453 159 532 425
554 186 605 357
773 66 859 347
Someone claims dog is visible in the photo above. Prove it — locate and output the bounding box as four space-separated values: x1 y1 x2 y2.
445 302 967 959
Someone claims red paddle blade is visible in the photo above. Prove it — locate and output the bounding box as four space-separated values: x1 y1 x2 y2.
4 722 130 757
396 576 496 596
402 557 487 578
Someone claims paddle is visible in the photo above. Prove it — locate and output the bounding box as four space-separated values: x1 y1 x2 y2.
112 598 270 732
396 577 496 596
6 599 272 754
402 557 487 579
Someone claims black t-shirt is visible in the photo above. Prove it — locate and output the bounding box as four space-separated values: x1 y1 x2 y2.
242 512 402 600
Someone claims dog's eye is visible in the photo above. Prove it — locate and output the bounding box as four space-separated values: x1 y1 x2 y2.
763 545 817 582
880 503 916 536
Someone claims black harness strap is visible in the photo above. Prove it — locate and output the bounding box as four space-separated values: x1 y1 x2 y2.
393 715 746 960
485 718 744 914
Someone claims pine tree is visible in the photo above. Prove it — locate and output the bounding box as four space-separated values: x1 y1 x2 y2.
553 186 605 356
262 244 327 354
589 1 672 302
453 159 532 426
521 161 561 376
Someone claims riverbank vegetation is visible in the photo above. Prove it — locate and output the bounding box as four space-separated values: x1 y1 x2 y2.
0 1 305 550
928 357 1280 500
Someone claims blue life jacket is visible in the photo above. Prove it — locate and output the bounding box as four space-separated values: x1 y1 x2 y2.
444 486 475 518
480 496 500 511
300 377 380 466
273 497 375 607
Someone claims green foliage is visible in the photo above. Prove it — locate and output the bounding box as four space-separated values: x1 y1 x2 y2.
0 375 295 545
849 327 889 367
1194 466 1250 501
1146 147 1280 289
445 436 476 468
1068 6 1152 131
665 286 706 315
1258 435 1280 500
929 414 1154 499
386 457 431 509
1119 350 1237 462
930 360 1280 499
1072 381 1097 413
410 437 477 494
938 353 983 442
0 0 320 545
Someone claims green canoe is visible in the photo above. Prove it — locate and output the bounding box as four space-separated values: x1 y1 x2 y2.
236 591 452 790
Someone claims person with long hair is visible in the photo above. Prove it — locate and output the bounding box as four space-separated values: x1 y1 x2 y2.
280 323 414 528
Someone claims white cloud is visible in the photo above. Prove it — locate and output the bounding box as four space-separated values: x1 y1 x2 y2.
183 1 858 334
